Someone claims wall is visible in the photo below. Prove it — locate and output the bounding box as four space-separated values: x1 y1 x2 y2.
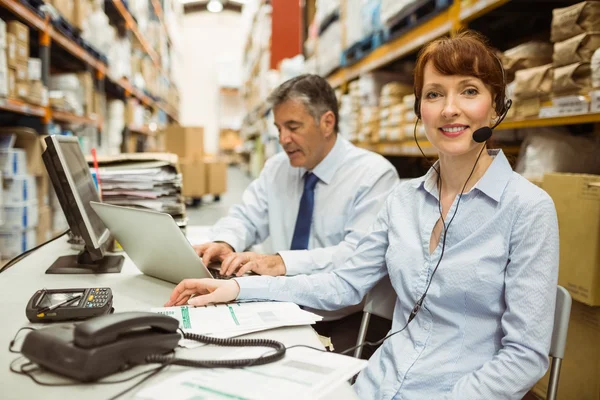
181 10 245 155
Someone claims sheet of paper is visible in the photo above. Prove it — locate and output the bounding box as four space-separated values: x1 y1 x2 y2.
151 302 322 336
134 347 367 400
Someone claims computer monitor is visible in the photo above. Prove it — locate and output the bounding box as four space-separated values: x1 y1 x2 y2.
42 135 124 274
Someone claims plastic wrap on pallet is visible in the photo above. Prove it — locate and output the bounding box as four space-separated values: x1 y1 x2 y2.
381 0 418 25
316 0 341 30
345 0 382 48
317 20 342 77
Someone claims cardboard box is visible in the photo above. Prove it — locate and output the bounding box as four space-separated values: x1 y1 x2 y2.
78 71 93 114
219 129 242 151
27 81 46 106
180 160 206 197
52 0 75 27
533 300 600 399
36 205 52 245
205 157 227 195
15 81 27 99
7 21 28 44
0 68 7 98
3 174 36 204
36 174 48 206
28 58 41 81
15 41 27 63
0 127 45 176
7 33 16 68
15 61 27 82
165 126 204 161
0 18 7 49
8 68 15 98
543 173 600 306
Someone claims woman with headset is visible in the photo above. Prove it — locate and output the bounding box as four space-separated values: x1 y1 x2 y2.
166 31 559 400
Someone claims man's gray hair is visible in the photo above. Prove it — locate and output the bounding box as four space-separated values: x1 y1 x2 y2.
267 74 339 133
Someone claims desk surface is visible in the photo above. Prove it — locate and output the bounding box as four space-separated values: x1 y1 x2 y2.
0 232 356 399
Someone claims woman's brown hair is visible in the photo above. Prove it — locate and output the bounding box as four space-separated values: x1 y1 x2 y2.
413 30 506 118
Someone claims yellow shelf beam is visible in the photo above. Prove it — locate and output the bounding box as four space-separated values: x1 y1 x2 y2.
459 0 511 23
327 0 512 89
498 113 600 130
0 98 45 117
0 0 107 74
112 0 162 72
355 140 521 158
52 110 102 129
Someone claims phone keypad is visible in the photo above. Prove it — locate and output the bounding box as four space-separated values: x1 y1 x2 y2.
85 288 111 308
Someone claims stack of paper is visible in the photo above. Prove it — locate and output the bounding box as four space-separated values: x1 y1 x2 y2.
135 346 367 400
151 301 323 340
87 154 186 225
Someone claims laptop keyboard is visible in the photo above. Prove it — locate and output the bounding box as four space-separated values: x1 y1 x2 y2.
210 269 234 280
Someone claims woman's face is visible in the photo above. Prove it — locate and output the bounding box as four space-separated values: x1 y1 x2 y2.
419 61 497 157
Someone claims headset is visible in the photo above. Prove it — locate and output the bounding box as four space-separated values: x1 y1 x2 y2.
406 53 513 322
343 53 514 355
413 53 513 143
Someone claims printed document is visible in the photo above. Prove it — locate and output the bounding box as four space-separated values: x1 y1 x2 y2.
135 346 367 400
151 301 322 337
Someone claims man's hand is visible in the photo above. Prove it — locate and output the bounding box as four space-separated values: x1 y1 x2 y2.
193 242 234 266
164 278 240 307
221 252 286 277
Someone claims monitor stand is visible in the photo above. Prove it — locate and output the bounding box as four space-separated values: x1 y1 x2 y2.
45 250 124 274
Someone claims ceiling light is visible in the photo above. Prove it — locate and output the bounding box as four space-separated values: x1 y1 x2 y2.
207 0 223 13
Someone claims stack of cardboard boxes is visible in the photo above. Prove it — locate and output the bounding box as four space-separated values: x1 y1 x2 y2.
0 128 51 260
165 126 227 199
50 0 91 32
1 19 46 105
532 173 600 399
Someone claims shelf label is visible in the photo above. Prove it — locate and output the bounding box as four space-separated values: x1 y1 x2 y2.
549 95 590 116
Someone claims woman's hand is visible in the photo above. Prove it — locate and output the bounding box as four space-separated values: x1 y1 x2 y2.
165 278 240 307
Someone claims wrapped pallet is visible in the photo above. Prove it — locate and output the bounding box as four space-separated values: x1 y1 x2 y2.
514 64 554 100
501 41 553 82
553 32 600 68
551 1 600 43
553 62 593 94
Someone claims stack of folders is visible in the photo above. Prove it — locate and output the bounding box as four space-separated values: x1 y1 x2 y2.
151 301 323 342
87 153 186 226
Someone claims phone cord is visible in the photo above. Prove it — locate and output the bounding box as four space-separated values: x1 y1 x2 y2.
145 332 287 368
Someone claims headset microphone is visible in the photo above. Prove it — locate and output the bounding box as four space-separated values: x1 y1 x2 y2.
472 126 493 143
471 98 512 143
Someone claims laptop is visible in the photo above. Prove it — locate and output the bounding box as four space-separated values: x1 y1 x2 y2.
90 201 226 284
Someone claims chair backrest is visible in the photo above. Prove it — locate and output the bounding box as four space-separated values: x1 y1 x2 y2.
364 276 396 321
551 286 572 359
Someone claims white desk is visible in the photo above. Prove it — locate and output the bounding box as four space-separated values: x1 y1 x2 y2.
0 234 357 399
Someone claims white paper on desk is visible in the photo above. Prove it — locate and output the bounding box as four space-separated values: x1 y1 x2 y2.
134 347 368 400
151 302 322 337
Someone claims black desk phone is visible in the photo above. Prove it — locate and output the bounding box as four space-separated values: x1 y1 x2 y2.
19 311 289 382
21 312 181 382
26 288 113 322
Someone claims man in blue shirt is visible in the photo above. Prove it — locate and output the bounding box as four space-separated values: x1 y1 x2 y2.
195 74 399 352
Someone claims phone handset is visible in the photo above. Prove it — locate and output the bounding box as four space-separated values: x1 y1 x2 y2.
74 312 179 348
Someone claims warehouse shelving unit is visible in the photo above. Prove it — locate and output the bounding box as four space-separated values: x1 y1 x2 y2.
321 0 600 159
0 0 179 141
